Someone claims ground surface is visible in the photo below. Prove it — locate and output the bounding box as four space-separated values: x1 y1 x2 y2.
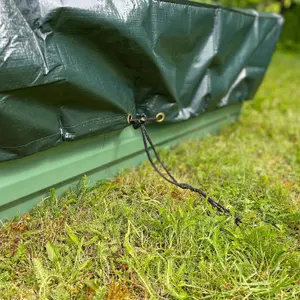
0 51 299 299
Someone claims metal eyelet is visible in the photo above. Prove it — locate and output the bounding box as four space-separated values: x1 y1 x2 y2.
127 114 133 124
156 112 165 123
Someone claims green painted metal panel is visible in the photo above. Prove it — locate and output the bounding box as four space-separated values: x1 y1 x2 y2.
0 104 241 222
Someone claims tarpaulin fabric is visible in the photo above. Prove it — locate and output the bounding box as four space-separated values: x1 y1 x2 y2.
0 0 283 162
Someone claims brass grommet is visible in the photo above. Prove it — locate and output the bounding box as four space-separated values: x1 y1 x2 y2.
127 114 133 124
156 112 165 123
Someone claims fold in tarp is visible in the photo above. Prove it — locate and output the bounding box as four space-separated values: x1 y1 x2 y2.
0 0 283 162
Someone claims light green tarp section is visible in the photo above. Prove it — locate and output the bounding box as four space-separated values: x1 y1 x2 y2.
0 0 283 161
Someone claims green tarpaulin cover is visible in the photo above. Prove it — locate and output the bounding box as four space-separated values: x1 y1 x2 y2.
0 0 283 162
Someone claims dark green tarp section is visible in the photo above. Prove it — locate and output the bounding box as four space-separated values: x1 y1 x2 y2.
0 0 283 162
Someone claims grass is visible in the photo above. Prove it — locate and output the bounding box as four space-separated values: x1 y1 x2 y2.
0 51 299 299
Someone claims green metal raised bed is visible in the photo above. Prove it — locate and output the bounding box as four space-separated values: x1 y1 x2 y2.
0 103 241 221
0 0 283 222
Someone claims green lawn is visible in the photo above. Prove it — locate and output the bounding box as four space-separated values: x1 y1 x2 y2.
0 51 299 300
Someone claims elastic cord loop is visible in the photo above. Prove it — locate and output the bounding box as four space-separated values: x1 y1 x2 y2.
129 114 242 226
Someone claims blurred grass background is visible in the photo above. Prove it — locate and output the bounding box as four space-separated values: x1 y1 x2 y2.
195 0 300 51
